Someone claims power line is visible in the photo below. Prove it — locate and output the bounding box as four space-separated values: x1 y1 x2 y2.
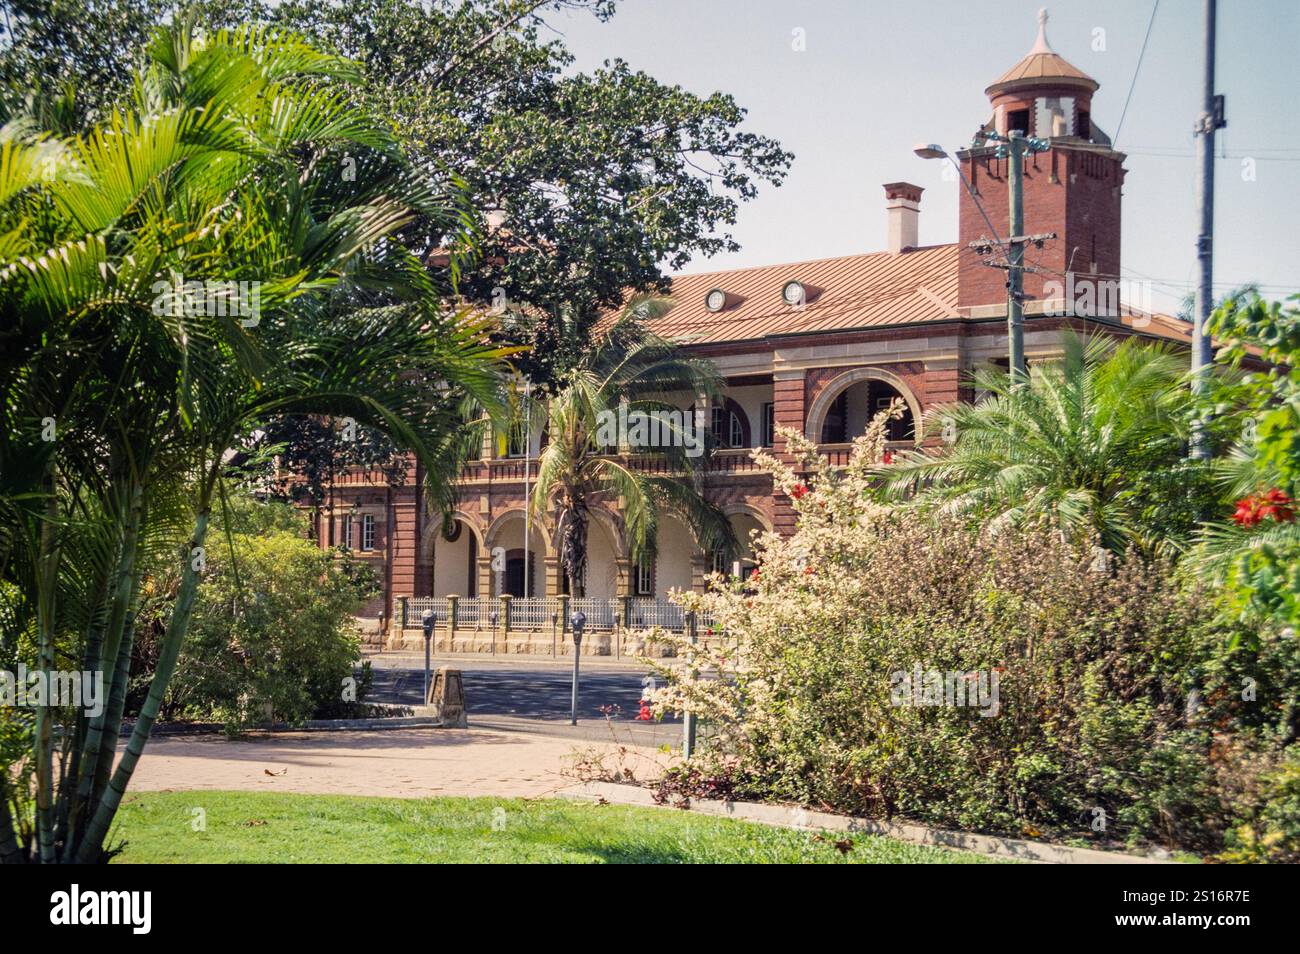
1113 0 1161 148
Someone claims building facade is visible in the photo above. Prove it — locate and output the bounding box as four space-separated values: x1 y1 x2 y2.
317 12 1194 643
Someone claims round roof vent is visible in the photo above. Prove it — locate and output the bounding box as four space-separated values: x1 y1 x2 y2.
704 288 728 312
782 280 806 306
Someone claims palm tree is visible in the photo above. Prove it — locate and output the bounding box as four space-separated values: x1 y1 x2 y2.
529 297 735 597
0 22 510 863
878 332 1197 553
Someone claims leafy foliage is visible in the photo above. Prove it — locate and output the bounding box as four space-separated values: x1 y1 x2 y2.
0 23 509 863
2 0 793 387
135 505 376 729
646 415 1297 858
529 297 734 594
879 332 1209 554
1191 295 1300 631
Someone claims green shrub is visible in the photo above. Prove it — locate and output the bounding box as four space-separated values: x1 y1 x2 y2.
131 513 377 730
650 423 1295 857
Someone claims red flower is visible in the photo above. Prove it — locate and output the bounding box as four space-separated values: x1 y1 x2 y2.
1233 489 1295 528
1261 488 1296 523
882 450 894 464
749 568 760 582
1232 498 1260 527
790 483 809 500
803 565 815 576
635 702 653 721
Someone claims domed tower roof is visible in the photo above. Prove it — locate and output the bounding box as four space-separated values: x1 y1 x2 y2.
985 8 1098 97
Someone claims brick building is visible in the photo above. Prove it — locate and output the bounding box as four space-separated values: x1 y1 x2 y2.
319 12 1194 647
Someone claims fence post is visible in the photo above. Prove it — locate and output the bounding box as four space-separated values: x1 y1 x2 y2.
559 594 570 638
500 594 512 649
684 611 698 759
447 595 459 641
399 596 409 630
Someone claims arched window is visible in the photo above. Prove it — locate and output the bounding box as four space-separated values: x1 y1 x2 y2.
818 379 914 444
703 399 750 449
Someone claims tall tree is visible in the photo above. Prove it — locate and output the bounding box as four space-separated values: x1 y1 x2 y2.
1 0 793 386
0 22 509 862
529 297 734 596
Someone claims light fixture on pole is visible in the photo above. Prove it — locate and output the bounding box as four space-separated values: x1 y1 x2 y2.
1191 0 1225 460
523 376 532 596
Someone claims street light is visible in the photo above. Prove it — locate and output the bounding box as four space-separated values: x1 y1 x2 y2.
569 610 586 726
421 609 436 703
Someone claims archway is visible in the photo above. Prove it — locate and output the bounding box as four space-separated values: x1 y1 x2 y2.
429 515 482 598
805 367 921 445
485 510 549 597
650 515 697 599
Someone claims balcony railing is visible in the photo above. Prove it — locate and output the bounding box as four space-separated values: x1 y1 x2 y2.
814 440 914 468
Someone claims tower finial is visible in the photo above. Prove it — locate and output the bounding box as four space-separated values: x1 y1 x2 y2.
1030 7 1053 54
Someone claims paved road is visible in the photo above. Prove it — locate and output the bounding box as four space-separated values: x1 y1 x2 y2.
364 657 679 725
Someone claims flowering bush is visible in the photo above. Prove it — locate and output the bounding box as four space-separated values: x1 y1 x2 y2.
1196 295 1300 631
645 410 1298 857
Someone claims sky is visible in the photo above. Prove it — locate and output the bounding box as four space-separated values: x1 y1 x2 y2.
549 0 1300 314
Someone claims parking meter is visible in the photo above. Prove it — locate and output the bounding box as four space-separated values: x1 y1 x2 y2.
421 609 435 702
569 610 587 725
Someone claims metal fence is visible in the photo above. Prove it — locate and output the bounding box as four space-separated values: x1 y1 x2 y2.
569 597 618 631
626 596 685 630
402 597 448 628
456 597 497 629
398 595 712 633
509 596 562 630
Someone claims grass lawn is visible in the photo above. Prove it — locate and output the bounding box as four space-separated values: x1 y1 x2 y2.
110 790 1002 864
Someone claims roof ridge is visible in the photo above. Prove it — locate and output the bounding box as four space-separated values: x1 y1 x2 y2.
669 243 958 282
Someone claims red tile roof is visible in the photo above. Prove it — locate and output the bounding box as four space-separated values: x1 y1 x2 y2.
624 242 1196 350
643 244 961 345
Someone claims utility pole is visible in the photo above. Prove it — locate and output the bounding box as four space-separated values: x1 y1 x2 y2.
929 131 1050 382
1006 132 1029 381
1192 0 1225 460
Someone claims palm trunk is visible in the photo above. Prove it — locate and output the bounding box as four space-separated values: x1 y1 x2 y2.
63 484 143 860
87 598 140 807
75 507 210 862
33 470 60 863
0 789 23 863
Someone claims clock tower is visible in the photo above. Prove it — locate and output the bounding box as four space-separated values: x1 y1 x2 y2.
957 9 1127 315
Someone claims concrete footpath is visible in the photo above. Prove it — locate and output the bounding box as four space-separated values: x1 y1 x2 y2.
122 720 677 801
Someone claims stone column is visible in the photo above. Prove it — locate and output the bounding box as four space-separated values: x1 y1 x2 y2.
771 367 807 537
544 555 562 596
691 551 712 593
615 556 634 597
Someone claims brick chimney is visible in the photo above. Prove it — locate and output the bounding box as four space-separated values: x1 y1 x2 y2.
883 182 923 254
